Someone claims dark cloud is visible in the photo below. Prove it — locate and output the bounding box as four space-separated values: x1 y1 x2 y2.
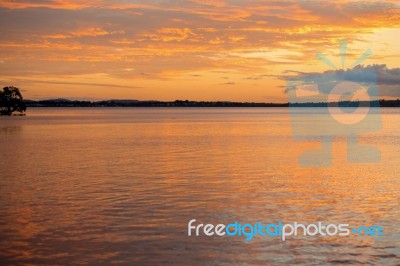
0 1 399 100
288 64 400 85
8 78 142 89
244 74 273 80
284 64 400 97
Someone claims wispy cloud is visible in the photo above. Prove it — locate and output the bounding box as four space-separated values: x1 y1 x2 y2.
0 0 399 100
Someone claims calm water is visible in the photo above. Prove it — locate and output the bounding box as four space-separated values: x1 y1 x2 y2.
0 108 399 265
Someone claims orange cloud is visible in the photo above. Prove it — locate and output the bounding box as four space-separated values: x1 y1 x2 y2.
0 0 399 101
0 0 97 9
188 0 227 8
45 27 124 39
146 28 195 42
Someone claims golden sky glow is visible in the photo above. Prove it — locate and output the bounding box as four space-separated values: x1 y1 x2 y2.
0 0 399 101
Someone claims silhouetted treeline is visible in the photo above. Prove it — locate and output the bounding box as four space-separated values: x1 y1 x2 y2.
290 100 400 107
24 98 400 107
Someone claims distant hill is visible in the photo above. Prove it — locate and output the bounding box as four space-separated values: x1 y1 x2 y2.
24 99 400 108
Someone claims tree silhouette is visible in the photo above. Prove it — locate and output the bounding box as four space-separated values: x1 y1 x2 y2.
0 86 26 116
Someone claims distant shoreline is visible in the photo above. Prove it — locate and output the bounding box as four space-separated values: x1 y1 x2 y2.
24 99 400 108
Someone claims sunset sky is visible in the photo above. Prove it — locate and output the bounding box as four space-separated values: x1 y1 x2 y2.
0 0 399 102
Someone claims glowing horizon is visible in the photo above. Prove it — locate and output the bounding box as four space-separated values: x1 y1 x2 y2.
0 0 399 102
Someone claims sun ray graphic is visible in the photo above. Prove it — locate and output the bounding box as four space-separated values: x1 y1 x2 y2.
316 39 373 70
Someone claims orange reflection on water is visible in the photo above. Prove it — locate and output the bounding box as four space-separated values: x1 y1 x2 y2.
0 108 398 264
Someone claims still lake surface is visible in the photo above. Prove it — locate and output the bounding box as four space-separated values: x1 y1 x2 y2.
0 107 399 265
